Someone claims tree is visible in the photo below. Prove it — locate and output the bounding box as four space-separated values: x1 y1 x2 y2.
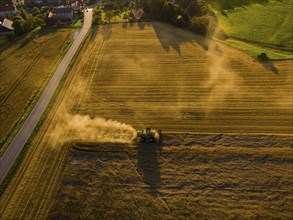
105 10 114 23
92 7 102 25
5 12 13 20
19 8 30 20
114 0 125 12
12 16 26 34
33 7 41 17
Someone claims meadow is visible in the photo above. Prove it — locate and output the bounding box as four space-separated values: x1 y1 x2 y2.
209 0 293 59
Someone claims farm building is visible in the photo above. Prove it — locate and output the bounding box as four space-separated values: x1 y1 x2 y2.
53 7 74 24
47 0 62 6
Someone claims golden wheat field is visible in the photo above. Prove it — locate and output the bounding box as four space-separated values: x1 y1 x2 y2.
0 22 292 219
0 28 73 142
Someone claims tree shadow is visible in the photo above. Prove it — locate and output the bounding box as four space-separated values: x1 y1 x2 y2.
121 21 152 29
260 60 279 74
121 22 128 28
136 143 162 196
209 0 270 12
137 21 146 30
101 24 112 41
90 26 100 42
151 22 209 55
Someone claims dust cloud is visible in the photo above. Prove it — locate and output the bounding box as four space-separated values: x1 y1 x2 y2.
50 112 136 145
202 24 243 113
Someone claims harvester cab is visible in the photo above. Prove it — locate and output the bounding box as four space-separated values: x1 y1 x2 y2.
136 128 161 143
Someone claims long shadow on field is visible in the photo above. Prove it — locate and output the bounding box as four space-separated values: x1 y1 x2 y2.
259 60 279 74
101 25 112 41
151 22 208 55
121 22 151 29
90 26 100 42
209 0 270 12
137 143 162 196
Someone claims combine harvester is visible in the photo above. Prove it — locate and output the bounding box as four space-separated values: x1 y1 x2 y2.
135 128 161 143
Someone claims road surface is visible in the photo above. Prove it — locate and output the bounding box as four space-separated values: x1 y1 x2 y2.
0 8 93 183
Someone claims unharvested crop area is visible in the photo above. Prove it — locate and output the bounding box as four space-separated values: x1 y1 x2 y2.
0 28 72 145
0 22 292 219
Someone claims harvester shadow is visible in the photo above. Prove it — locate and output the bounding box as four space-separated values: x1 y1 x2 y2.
136 143 162 196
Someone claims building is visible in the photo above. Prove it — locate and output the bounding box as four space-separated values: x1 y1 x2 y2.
0 18 15 35
33 0 43 4
54 7 73 24
0 5 18 18
47 0 62 6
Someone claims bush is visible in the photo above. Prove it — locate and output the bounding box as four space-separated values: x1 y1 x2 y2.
174 15 188 28
257 52 269 61
92 7 102 25
188 16 211 37
160 2 181 23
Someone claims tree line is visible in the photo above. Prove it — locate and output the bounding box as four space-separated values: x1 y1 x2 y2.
11 7 46 35
93 0 217 37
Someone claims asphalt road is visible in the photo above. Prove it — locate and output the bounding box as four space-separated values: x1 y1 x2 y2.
0 8 93 183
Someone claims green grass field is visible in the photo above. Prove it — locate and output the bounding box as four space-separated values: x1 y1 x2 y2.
208 0 293 59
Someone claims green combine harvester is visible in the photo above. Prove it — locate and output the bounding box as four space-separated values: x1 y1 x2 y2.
136 128 161 143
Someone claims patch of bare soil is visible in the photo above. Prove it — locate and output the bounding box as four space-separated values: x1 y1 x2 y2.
48 133 293 220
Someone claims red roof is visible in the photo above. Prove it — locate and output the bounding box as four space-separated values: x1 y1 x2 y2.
0 5 15 11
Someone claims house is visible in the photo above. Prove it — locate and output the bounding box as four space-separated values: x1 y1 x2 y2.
53 7 73 24
33 0 43 4
47 0 62 6
0 18 15 35
0 5 18 18
68 0 82 13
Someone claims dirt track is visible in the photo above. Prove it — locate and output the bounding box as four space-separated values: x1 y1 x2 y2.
0 22 292 219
